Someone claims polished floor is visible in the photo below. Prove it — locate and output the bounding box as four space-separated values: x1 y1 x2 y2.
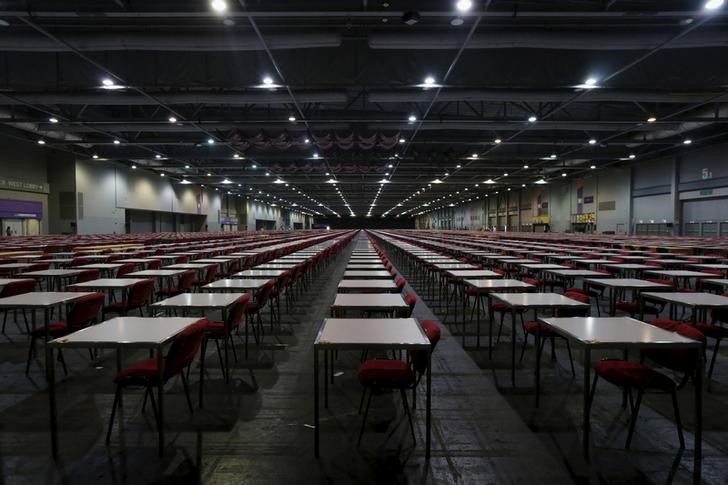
1 233 727 484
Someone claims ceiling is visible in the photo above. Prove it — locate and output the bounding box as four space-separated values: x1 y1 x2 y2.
0 0 727 218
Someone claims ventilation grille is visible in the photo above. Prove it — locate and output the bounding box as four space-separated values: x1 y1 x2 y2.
598 200 616 211
77 192 84 219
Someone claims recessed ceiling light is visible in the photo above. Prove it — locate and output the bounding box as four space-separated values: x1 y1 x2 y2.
528 115 537 123
207 138 215 144
92 154 98 159
705 0 724 11
494 138 502 144
588 138 597 145
523 164 529 169
168 116 177 123
185 164 190 169
101 78 114 86
629 154 636 159
37 139 45 145
399 138 406 143
210 0 227 13
49 117 58 123
113 139 121 145
288 115 296 122
408 114 417 122
131 164 137 169
155 154 162 159
456 0 473 12
683 139 692 145
647 116 657 123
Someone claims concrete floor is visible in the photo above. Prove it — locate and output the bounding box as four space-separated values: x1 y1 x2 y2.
0 232 726 483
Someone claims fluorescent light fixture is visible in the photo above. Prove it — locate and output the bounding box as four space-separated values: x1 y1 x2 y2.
233 153 240 158
431 178 443 184
494 138 502 144
534 178 547 184
221 178 233 184
378 178 390 184
523 164 529 169
160 173 165 177
273 178 286 184
399 138 406 143
484 179 495 184
629 154 636 159
251 164 257 168
683 139 692 145
207 138 215 144
647 116 657 123
288 115 296 122
185 165 190 169
326 178 338 184
562 172 567 177
588 138 597 145
590 165 596 169
550 154 557 159
131 164 137 169
503 173 508 177
456 164 462 168
180 179 191 184
101 78 114 86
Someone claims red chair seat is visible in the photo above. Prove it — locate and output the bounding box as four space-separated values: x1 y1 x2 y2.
594 360 675 391
524 320 554 337
465 287 487 296
615 301 659 314
245 301 260 312
358 359 414 387
204 321 226 335
30 320 69 337
113 359 160 385
696 323 728 339
104 301 129 312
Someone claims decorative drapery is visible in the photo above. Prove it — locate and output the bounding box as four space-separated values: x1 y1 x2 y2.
227 130 401 151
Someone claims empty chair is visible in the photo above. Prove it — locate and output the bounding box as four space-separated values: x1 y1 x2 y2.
244 280 276 357
696 300 728 378
147 259 162 270
0 279 38 333
116 263 136 277
26 292 105 374
157 270 195 299
218 258 240 278
192 264 219 290
104 279 154 317
106 320 207 443
75 268 101 284
357 320 441 445
397 292 417 317
69 257 91 267
200 294 250 381
589 320 704 449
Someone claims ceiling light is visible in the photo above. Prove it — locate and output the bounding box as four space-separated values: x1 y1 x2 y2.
131 164 137 169
588 138 597 145
647 116 657 123
233 153 240 159
265 172 270 176
456 164 462 168
180 179 191 184
378 178 390 184
705 0 724 10
408 114 417 122
101 78 114 86
222 178 233 184
590 165 596 169
456 0 473 12
535 178 547 184
262 76 273 85
528 115 537 123
168 116 177 123
155 154 162 159
503 173 508 177
494 138 502 144
251 164 257 168
431 178 443 184
561 172 567 177
113 139 121 145
521 184 526 187
207 138 215 144
399 138 406 143
160 173 165 177
273 178 286 184
424 76 435 85
628 154 636 159
37 139 45 145
207 173 212 176
484 179 495 184
683 139 693 145
523 164 529 169
185 164 190 169
304 138 310 144
550 154 557 159
92 154 98 159
288 115 296 122
313 153 319 159
49 117 58 123
451 17 464 26
210 0 227 13
326 178 338 184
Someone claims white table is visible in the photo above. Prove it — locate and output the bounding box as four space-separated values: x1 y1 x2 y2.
18 269 84 291
537 316 703 481
337 279 399 293
313 318 432 459
583 278 671 316
233 269 286 279
640 291 728 324
68 278 146 302
330 293 408 316
489 292 590 386
202 278 271 293
46 316 200 458
342 270 392 279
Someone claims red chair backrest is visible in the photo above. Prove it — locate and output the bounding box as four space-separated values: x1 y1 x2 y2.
396 278 406 291
70 257 90 266
164 320 207 380
116 263 135 277
411 320 442 375
76 269 101 283
558 292 591 317
256 280 276 306
645 319 705 373
175 256 188 264
128 279 154 307
226 294 251 333
0 279 37 297
147 259 162 270
204 264 219 283
67 293 105 331
26 263 50 272
227 259 240 274
177 270 196 291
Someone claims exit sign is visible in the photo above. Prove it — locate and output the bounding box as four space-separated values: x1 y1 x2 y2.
700 189 714 196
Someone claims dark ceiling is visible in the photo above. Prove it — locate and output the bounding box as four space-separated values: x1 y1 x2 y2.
0 0 727 218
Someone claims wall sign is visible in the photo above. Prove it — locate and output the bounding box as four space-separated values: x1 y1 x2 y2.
0 199 43 218
0 177 49 194
584 196 594 204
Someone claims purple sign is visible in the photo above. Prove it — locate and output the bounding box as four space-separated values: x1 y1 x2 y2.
584 196 594 204
0 199 42 219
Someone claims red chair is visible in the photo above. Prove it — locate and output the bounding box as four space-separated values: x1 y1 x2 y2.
244 280 276 357
26 262 50 272
200 294 250 381
69 257 91 267
192 264 219 290
589 320 704 449
103 279 154 317
26 292 105 374
397 293 417 317
174 256 188 264
696 300 728 378
106 320 207 443
218 258 240 278
157 270 195 299
0 279 38 333
357 320 441 445
147 259 162 270
116 263 136 277
75 269 101 283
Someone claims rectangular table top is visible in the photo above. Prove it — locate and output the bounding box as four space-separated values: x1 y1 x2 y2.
343 270 393 279
446 269 503 278
127 269 186 277
519 263 569 270
77 263 124 270
331 293 408 309
68 278 144 289
0 291 94 308
203 279 271 290
48 316 200 348
315 318 429 349
338 280 398 290
153 292 245 309
539 316 701 349
545 269 610 278
583 278 670 288
164 263 212 269
233 269 286 278
641 291 728 307
20 269 84 277
464 279 534 289
644 270 712 277
490 292 591 309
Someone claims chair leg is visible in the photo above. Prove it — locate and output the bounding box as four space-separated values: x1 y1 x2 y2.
587 374 598 416
708 337 721 379
519 331 530 362
1 310 7 333
564 339 576 377
57 348 68 376
25 336 36 374
495 313 505 344
625 389 644 449
105 385 121 444
400 388 416 445
148 386 161 433
229 334 239 363
357 387 374 446
214 338 226 380
671 389 685 449
180 370 194 414
358 386 367 414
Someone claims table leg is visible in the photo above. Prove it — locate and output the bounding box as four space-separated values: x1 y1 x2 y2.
476 293 481 349
426 349 432 460
47 345 58 459
223 308 230 383
535 326 541 407
694 352 704 484
314 346 320 457
324 350 329 409
157 347 165 456
583 348 591 460
610 287 616 316
488 295 494 360
511 309 516 387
